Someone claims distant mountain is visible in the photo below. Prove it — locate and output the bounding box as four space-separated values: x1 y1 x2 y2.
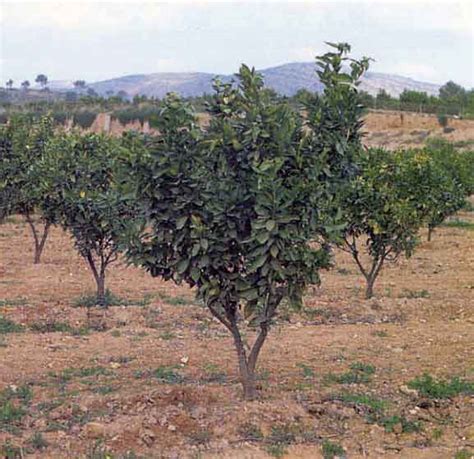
51 62 441 98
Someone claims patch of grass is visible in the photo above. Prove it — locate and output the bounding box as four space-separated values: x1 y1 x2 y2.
110 330 121 338
442 219 474 230
303 307 333 320
154 366 184 384
28 431 48 451
157 292 193 306
0 385 32 433
1 440 23 459
297 363 315 379
188 429 211 445
30 321 91 335
92 385 116 395
268 424 297 445
49 366 111 389
372 330 389 338
159 330 176 340
380 415 421 433
73 290 153 308
322 440 346 459
325 362 375 385
455 449 474 459
265 444 287 458
201 364 227 383
336 267 351 275
0 298 28 307
238 422 264 441
408 373 474 399
30 321 73 333
336 393 387 414
399 289 430 299
0 316 24 334
432 427 444 440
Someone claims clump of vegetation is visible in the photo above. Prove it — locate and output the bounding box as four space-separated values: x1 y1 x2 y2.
73 111 97 129
72 290 152 308
325 362 376 385
322 440 346 459
0 316 24 334
0 385 32 433
408 373 474 399
153 366 184 384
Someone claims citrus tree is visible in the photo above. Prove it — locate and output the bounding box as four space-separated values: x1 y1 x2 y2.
0 114 55 263
122 43 370 399
38 133 138 306
339 149 431 299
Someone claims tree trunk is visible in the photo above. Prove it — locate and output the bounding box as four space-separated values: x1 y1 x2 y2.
85 251 108 308
365 277 375 299
232 332 258 400
96 272 106 308
25 214 50 264
427 226 433 242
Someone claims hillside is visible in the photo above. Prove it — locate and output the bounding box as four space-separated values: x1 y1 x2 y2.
47 63 440 98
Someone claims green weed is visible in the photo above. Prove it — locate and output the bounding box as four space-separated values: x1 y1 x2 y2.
408 373 474 399
322 440 346 459
0 316 24 334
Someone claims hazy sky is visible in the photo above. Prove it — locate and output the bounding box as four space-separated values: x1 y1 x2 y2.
1 0 473 87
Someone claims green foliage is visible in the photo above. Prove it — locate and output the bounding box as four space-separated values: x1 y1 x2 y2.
73 111 97 129
322 440 346 459
325 362 375 384
72 290 152 308
408 373 474 399
0 114 54 218
455 449 474 459
28 432 48 450
153 365 184 384
121 43 369 398
0 385 32 433
380 415 421 433
38 133 140 304
442 219 474 230
337 392 387 413
339 148 444 297
0 316 24 334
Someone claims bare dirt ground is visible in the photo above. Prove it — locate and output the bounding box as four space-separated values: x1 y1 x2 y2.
362 111 474 150
0 205 473 458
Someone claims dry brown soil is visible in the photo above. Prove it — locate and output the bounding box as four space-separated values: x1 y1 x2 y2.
0 207 473 458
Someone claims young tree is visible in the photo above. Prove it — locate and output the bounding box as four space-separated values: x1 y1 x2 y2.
35 74 48 90
21 80 30 91
123 43 370 399
6 79 14 90
39 133 138 306
0 115 55 263
339 149 430 298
